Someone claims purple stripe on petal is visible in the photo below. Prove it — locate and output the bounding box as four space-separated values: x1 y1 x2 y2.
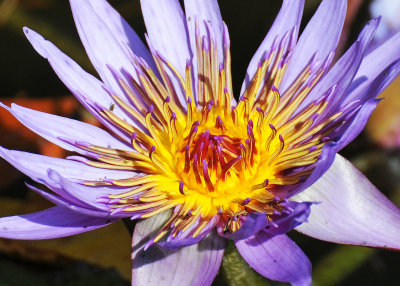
281 0 347 92
0 206 115 240
236 233 311 286
184 0 224 102
132 212 225 286
241 0 304 94
294 154 400 250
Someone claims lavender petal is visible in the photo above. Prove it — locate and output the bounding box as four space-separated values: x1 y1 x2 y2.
298 18 380 112
281 0 347 92
241 0 304 94
69 0 145 95
294 154 400 250
0 146 135 181
236 232 311 286
132 212 225 286
345 31 400 104
0 206 115 240
140 0 190 105
1 103 131 153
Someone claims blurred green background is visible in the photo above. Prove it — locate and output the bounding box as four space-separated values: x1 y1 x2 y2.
1 0 400 285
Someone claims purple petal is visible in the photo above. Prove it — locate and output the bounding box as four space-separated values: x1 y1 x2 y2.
0 146 133 209
265 201 312 237
140 0 190 105
69 0 145 94
85 0 156 71
1 103 131 154
294 154 400 250
184 0 224 102
46 170 131 211
236 232 311 286
218 201 311 241
334 99 380 150
26 183 120 218
0 206 115 240
0 146 135 181
24 27 111 107
298 18 379 111
281 0 347 91
241 0 304 93
23 27 141 139
158 215 219 249
340 56 400 107
132 212 225 286
345 31 400 104
334 59 400 150
184 0 224 60
217 212 267 241
280 143 338 199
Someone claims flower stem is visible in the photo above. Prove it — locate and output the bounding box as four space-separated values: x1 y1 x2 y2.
220 240 270 286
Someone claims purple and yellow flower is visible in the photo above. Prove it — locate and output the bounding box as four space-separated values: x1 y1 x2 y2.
2 0 400 285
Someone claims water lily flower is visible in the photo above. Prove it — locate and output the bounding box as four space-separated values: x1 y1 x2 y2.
2 0 400 285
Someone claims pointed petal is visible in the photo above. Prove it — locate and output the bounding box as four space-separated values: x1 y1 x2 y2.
184 0 224 60
345 31 400 103
23 27 112 108
1 103 130 154
241 0 304 93
335 59 400 150
0 146 135 182
0 146 133 210
69 0 143 93
141 0 189 76
26 183 117 218
47 170 131 211
236 232 311 286
294 154 400 249
282 0 347 91
184 0 224 102
85 0 155 70
158 215 219 249
140 0 190 105
23 27 143 139
334 99 380 150
132 212 225 286
0 206 114 240
299 18 379 110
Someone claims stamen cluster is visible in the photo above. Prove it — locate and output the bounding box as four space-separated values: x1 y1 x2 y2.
63 20 357 243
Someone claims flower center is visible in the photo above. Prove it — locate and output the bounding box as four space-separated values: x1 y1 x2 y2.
66 21 355 244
